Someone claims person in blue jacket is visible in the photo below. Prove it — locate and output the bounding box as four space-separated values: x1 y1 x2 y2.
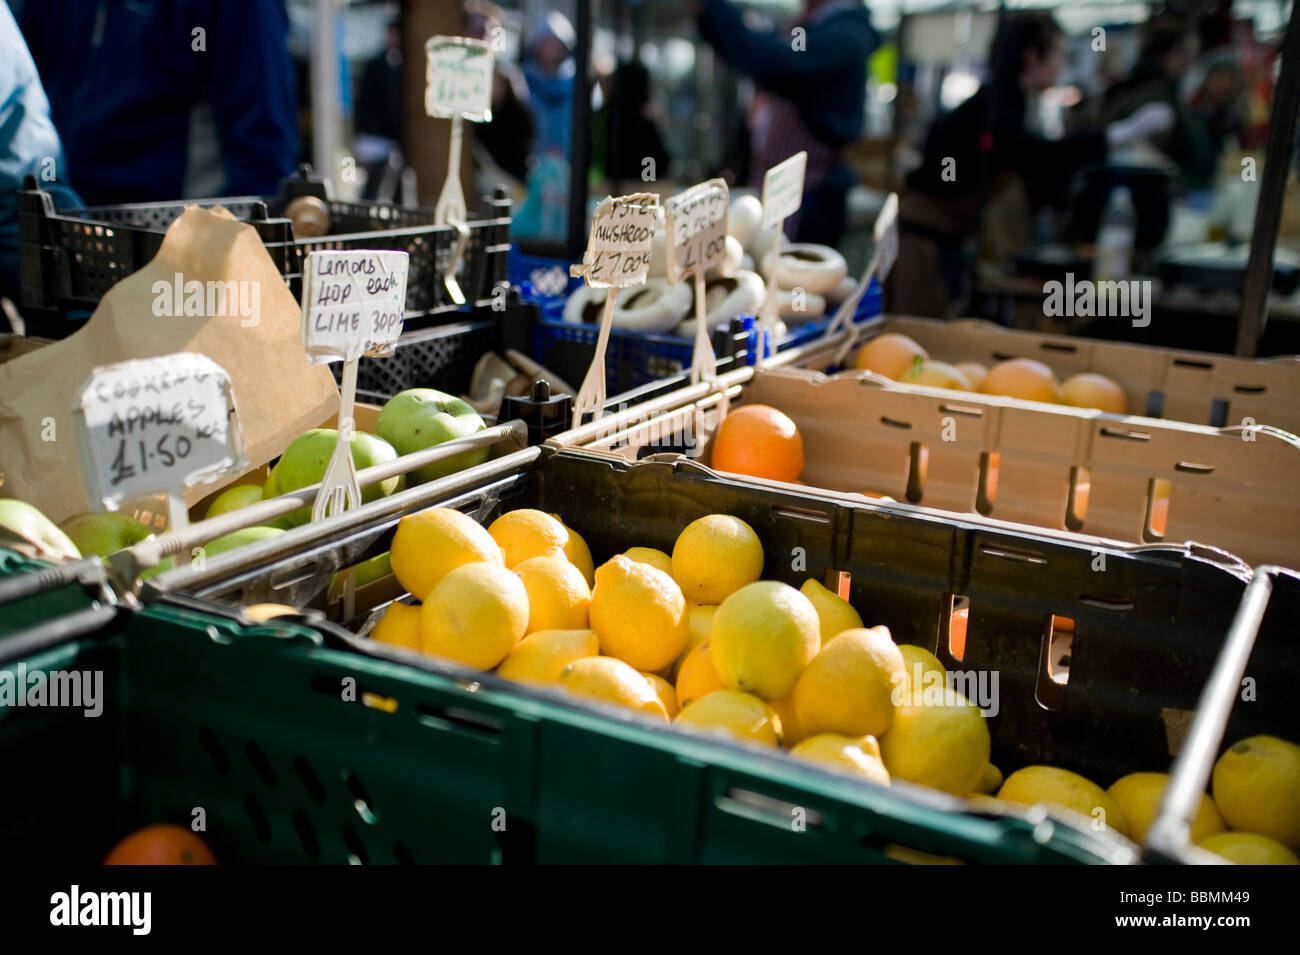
522 10 577 162
0 0 81 310
697 0 879 246
14 0 298 205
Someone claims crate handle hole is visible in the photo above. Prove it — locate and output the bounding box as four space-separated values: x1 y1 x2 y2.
1033 615 1074 711
1143 478 1171 542
1065 465 1090 531
906 442 928 504
716 787 827 832
976 452 998 516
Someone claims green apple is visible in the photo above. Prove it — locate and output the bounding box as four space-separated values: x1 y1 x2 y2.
261 463 280 499
0 499 81 560
58 511 153 558
204 484 264 520
376 388 489 485
328 550 392 597
274 429 402 526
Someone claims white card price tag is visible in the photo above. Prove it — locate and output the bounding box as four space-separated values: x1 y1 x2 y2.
760 151 807 230
425 36 495 122
301 250 409 363
664 179 729 285
569 193 659 289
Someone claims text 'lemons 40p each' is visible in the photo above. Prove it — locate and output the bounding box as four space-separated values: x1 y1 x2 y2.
793 626 901 738
675 690 782 746
671 514 764 604
997 766 1130 838
558 656 669 722
420 562 528 670
791 734 891 786
390 507 501 600
589 555 689 672
879 685 990 796
711 581 820 701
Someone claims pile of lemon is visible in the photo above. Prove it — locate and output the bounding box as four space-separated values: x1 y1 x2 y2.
373 506 1299 865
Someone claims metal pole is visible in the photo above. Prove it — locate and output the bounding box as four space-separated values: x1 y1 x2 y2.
1235 2 1300 356
567 0 594 261
311 0 340 192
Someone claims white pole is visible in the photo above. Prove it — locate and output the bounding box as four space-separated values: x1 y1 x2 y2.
311 0 340 191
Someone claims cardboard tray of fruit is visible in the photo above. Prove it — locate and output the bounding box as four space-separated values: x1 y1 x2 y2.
135 448 1300 864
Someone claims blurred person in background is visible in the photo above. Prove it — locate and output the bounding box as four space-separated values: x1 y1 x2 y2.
1188 49 1246 181
354 19 403 201
603 62 671 192
523 11 576 161
0 0 81 312
697 0 879 247
16 0 298 204
464 0 534 187
889 12 1174 318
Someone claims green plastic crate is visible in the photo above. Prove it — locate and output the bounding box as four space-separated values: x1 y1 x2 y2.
0 550 108 639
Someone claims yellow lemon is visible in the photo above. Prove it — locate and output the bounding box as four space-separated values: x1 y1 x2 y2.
671 514 764 604
879 686 990 796
1107 772 1225 844
898 644 946 691
589 555 689 671
799 578 865 644
711 581 820 701
513 554 591 632
1212 736 1300 850
671 603 718 679
552 514 595 587
791 734 891 786
369 601 422 651
623 546 673 575
644 672 679 719
489 509 569 568
390 507 502 600
997 766 1129 837
973 763 1004 796
675 641 727 710
420 562 529 670
1198 832 1300 865
769 695 808 747
243 603 299 622
675 690 781 746
558 656 669 722
495 629 598 684
793 626 902 737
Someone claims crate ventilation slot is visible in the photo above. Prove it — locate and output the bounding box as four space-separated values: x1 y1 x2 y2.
939 402 984 418
1034 615 1074 711
771 504 832 525
716 787 826 831
1099 427 1151 442
1232 384 1266 394
1039 341 1078 353
1174 461 1214 474
977 543 1046 566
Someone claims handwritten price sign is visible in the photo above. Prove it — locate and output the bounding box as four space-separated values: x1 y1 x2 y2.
76 354 246 510
570 193 659 289
301 250 409 363
664 179 729 284
425 36 494 122
761 151 807 230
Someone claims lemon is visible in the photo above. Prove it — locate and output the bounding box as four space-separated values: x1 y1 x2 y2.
587 555 688 671
879 685 990 796
675 690 781 746
997 766 1129 837
644 672 679 719
489 509 569 568
420 562 529 670
1198 831 1300 865
243 603 299 622
1212 735 1300 850
390 507 502 600
769 695 808 747
898 644 946 693
799 579 864 644
623 546 673 575
671 603 719 679
552 514 595 587
973 763 1003 796
495 629 598 684
711 581 820 701
1107 772 1225 844
671 514 764 604
369 601 422 651
794 626 902 737
791 734 891 786
675 641 727 709
513 554 591 632
558 657 669 722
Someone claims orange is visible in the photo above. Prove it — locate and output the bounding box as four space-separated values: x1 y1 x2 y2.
103 824 217 865
854 333 928 379
949 607 969 659
710 405 804 482
978 358 1063 404
1061 373 1127 414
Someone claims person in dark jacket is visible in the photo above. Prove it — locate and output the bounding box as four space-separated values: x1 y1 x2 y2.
16 0 298 204
464 0 535 186
889 12 1173 317
697 0 879 246
603 62 671 190
354 20 403 201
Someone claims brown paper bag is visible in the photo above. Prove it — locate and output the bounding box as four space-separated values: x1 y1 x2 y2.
0 206 339 522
